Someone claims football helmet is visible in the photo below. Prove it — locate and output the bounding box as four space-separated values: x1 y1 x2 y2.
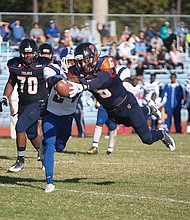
19 38 38 64
60 47 75 73
39 43 53 59
74 43 98 75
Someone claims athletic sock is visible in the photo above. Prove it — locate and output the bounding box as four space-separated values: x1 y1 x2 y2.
92 125 102 148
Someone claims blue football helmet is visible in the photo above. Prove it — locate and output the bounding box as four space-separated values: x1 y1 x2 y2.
60 47 75 74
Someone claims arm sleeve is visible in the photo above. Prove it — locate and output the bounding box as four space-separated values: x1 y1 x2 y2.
79 71 112 90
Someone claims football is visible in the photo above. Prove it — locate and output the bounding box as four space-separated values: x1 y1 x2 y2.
54 79 72 98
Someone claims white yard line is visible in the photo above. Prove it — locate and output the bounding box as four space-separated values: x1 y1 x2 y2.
0 183 189 205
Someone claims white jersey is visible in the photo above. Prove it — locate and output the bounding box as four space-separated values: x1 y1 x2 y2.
127 83 143 106
184 80 190 107
43 63 79 116
143 80 163 102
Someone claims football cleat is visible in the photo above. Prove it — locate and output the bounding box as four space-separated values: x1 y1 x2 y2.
161 130 176 151
87 147 98 154
106 148 113 155
44 184 55 193
147 100 162 120
8 160 24 172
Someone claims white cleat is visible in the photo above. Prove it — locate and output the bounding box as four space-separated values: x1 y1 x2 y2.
44 184 55 193
8 160 24 172
161 130 176 151
148 100 162 120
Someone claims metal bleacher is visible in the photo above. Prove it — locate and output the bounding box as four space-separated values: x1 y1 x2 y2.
0 42 190 128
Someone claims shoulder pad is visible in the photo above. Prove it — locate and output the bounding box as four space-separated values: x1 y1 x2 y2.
7 57 23 69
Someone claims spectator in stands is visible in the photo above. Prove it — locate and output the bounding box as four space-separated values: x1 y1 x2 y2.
122 24 131 35
138 30 146 43
109 41 120 61
80 22 94 44
97 23 110 46
60 29 73 47
146 48 159 69
118 41 135 64
69 24 82 45
45 20 61 48
74 94 85 138
184 75 190 133
135 61 145 83
174 21 189 52
145 23 157 42
119 31 130 44
169 45 184 69
157 45 170 69
135 39 147 63
161 73 184 133
30 22 46 45
10 20 25 44
150 33 164 51
0 21 11 42
159 21 176 52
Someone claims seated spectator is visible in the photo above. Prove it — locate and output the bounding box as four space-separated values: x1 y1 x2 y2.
70 24 82 45
0 21 11 42
146 48 159 69
159 21 176 51
169 45 184 69
60 29 73 47
174 21 189 52
10 20 25 44
135 39 147 63
150 33 164 51
145 23 157 42
109 41 120 61
45 20 61 48
138 30 146 42
30 22 46 44
122 24 131 35
119 31 130 44
118 41 136 64
157 46 170 69
128 32 140 54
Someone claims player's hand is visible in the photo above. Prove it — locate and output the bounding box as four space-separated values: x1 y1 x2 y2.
69 82 85 98
0 96 8 112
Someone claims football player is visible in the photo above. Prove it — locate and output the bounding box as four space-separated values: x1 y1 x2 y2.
0 38 52 172
41 47 80 192
68 43 176 151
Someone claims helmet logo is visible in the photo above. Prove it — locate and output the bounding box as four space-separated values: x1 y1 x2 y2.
89 44 95 52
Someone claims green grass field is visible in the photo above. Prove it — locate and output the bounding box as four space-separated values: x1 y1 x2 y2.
0 133 190 220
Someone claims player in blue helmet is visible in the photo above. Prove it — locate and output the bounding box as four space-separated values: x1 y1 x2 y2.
68 42 176 152
41 46 81 192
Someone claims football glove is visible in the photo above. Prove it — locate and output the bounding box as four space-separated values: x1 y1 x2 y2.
69 82 87 98
0 96 8 112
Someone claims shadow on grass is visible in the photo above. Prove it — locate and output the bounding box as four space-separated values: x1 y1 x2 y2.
0 155 12 160
61 150 87 155
63 177 115 185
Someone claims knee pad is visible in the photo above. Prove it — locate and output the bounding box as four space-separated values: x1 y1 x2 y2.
141 133 152 145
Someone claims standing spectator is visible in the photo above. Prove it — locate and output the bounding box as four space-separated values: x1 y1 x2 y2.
0 21 11 42
174 21 189 52
97 23 110 46
10 20 25 44
30 22 46 45
74 94 85 138
159 21 176 51
184 76 190 133
45 20 60 48
69 24 82 45
161 73 184 133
